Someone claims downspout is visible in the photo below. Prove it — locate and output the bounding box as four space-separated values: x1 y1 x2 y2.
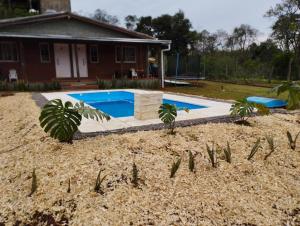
161 43 171 88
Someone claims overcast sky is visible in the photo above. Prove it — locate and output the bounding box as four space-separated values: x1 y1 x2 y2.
72 0 281 40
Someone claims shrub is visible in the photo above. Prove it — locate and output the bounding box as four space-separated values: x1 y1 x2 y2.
94 169 107 194
264 136 277 160
131 163 139 188
188 151 195 172
96 79 160 90
39 99 110 143
170 158 181 178
247 138 261 161
206 144 217 168
0 80 61 91
29 169 37 197
223 142 232 163
287 131 300 150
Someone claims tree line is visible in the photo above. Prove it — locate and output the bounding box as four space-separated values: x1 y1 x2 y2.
90 1 300 81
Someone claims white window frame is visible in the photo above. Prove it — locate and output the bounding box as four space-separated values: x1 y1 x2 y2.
89 45 100 63
115 46 136 63
0 41 19 62
39 43 51 63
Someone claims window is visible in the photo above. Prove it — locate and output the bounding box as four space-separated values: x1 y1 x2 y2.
115 46 136 63
89 45 99 63
39 43 50 63
0 42 18 62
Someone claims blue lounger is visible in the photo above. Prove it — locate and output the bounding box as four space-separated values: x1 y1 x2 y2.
247 96 287 108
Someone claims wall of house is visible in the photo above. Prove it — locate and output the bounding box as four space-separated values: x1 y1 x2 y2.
0 38 161 82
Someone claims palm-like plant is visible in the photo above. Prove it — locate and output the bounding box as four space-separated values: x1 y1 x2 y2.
271 81 300 110
39 99 110 143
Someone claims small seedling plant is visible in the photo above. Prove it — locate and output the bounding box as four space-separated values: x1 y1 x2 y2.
94 169 107 194
206 144 217 168
287 131 300 150
29 169 37 197
158 103 189 134
131 163 139 188
170 158 181 178
188 151 195 172
223 142 232 164
67 179 71 193
264 136 277 160
247 138 261 161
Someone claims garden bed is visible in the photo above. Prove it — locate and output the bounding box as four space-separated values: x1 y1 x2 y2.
0 93 300 225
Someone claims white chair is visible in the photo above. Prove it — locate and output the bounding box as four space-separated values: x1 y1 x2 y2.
9 69 18 82
130 68 138 80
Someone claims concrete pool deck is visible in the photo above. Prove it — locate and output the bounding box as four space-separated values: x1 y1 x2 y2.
41 89 232 133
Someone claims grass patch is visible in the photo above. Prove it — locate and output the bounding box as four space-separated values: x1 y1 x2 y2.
164 80 287 100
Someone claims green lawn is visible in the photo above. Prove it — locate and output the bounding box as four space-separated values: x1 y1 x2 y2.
163 80 287 101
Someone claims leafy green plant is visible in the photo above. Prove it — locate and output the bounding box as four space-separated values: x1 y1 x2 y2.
94 169 107 194
271 81 300 110
159 103 177 134
206 144 217 168
230 99 255 123
264 135 277 160
223 142 232 163
170 158 181 178
29 169 37 197
158 103 188 134
188 151 195 172
247 138 261 161
230 99 270 124
131 163 139 188
287 131 300 150
39 99 110 143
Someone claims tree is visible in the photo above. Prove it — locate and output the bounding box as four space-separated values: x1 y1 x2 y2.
125 15 138 30
232 24 258 51
134 10 198 55
249 39 281 82
0 0 38 19
91 9 119 25
135 16 153 36
266 0 300 81
195 30 218 54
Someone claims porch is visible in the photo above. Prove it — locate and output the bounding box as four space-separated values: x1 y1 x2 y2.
0 39 165 82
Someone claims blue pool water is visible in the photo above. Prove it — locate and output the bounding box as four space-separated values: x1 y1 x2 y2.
69 91 207 118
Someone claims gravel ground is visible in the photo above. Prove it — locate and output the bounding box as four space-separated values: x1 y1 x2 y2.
0 93 300 226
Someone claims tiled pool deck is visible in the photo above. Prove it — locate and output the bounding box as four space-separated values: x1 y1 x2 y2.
41 89 232 133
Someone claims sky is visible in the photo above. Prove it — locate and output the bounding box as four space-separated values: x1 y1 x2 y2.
71 0 282 41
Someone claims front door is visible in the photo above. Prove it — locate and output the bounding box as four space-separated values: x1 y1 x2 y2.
54 44 72 78
75 44 88 78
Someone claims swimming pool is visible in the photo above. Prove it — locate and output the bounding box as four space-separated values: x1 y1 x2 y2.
69 91 207 118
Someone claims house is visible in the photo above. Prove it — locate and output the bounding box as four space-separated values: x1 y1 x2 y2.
0 0 171 87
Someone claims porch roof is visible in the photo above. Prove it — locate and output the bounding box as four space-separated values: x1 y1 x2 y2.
0 32 171 45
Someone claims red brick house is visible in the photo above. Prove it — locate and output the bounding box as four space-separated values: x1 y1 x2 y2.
0 12 171 87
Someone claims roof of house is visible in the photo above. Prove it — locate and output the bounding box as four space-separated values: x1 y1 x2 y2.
0 12 171 45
